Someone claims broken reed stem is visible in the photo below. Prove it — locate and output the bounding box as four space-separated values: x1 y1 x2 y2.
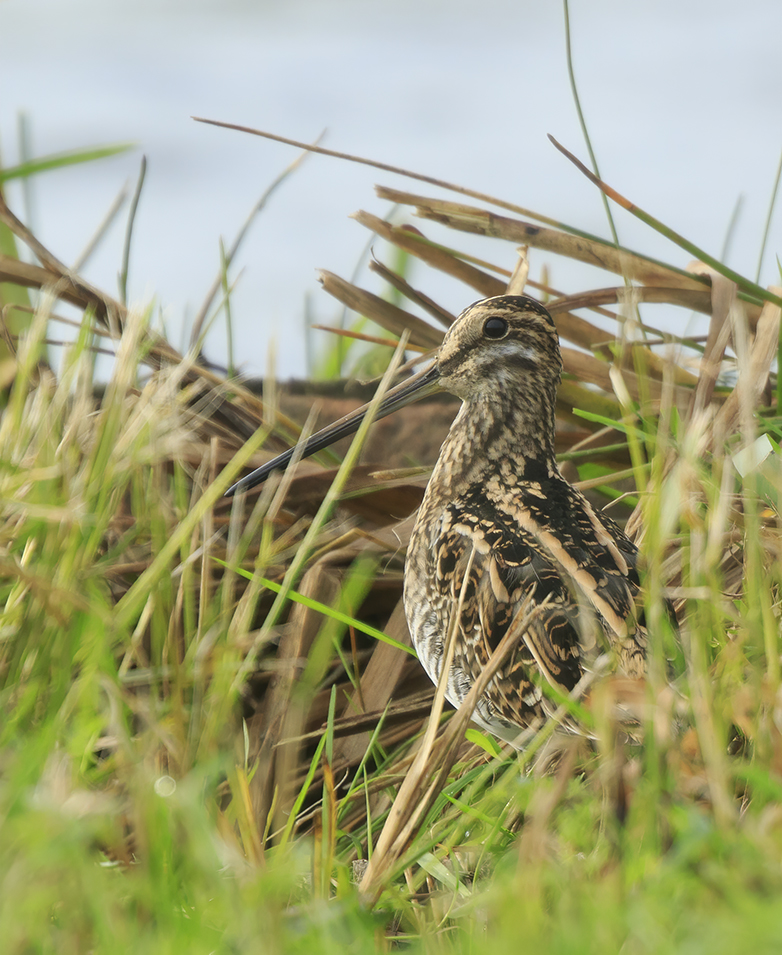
359 591 556 905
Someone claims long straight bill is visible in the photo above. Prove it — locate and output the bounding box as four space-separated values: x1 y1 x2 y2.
225 361 442 497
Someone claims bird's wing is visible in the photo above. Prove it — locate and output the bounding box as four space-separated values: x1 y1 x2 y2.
480 474 647 674
430 501 588 729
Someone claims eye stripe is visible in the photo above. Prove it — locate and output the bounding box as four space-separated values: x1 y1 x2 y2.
490 341 538 362
440 333 545 375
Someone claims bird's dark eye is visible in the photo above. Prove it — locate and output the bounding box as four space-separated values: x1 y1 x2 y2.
483 316 508 339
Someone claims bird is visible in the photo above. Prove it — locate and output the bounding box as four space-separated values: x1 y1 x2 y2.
227 295 647 745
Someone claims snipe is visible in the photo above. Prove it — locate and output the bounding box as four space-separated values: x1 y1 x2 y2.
227 295 646 744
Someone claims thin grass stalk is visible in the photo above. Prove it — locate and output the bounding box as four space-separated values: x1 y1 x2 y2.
754 148 782 284
229 331 411 694
73 182 129 272
562 0 619 246
118 155 146 305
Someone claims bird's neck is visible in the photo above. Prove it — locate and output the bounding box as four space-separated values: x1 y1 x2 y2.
429 390 558 496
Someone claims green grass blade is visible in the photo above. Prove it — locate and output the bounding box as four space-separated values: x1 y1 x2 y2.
216 560 415 657
0 143 136 182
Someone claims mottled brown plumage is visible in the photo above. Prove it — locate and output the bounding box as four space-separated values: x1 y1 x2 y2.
227 295 647 745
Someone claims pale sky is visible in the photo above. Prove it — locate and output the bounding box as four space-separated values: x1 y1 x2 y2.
2 0 780 377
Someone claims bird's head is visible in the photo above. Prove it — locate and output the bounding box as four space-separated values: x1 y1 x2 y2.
225 294 560 496
435 295 562 401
